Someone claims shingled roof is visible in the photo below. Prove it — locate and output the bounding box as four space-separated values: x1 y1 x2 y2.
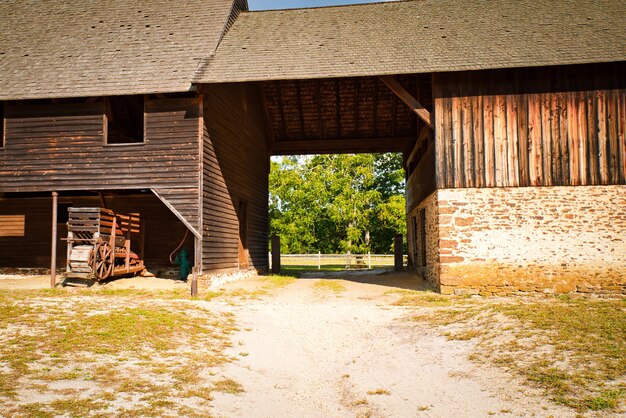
195 0 626 83
0 0 246 100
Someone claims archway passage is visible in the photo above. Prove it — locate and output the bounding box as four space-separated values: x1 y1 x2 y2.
199 72 435 290
268 152 408 277
257 75 434 279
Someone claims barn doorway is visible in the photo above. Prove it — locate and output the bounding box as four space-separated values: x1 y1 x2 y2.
268 152 407 276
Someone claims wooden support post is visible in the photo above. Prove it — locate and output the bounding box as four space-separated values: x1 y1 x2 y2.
191 266 198 297
139 219 146 261
194 235 202 275
394 234 403 272
50 192 58 288
380 75 433 128
271 236 281 274
124 217 131 272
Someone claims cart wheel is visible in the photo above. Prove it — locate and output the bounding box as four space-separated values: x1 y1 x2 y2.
94 242 113 281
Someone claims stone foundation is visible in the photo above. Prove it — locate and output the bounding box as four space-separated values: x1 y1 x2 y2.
431 185 626 296
197 269 258 292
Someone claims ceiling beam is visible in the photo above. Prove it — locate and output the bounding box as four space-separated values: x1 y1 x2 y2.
380 75 432 128
270 136 412 156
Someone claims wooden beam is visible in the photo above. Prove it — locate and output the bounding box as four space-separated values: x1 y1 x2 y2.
271 136 411 155
381 75 432 128
335 78 341 138
50 191 58 288
275 81 288 139
316 80 324 139
295 79 306 138
151 188 201 239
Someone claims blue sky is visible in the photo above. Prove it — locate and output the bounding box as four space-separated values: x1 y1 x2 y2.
248 0 393 11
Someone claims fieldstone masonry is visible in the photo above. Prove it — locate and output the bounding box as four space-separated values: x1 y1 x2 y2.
430 185 626 296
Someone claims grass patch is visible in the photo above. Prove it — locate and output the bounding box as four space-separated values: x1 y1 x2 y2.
387 289 455 307
492 299 626 411
445 329 482 341
260 275 296 288
213 378 244 394
0 289 239 416
367 388 391 395
313 279 346 294
407 296 626 412
280 265 348 276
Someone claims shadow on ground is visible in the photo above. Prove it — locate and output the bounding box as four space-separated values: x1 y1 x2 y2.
293 268 433 292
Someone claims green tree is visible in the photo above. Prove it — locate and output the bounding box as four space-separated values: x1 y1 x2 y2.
269 153 405 254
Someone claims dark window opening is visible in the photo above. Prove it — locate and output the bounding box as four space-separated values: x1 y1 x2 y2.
419 208 427 267
58 203 73 224
105 96 144 144
1 102 4 148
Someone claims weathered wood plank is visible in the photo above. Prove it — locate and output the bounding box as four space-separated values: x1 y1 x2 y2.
473 94 485 188
483 92 495 187
528 94 542 185
607 90 620 184
506 93 520 187
493 94 508 187
433 74 447 188
618 90 626 183
597 90 609 184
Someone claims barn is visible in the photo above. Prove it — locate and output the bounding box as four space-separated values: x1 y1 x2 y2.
0 0 624 295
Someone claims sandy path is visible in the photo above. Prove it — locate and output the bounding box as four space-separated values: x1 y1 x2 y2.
210 273 572 418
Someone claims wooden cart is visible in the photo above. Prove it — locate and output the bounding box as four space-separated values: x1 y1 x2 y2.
65 207 145 281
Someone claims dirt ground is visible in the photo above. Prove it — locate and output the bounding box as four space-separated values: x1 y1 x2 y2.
0 273 188 291
211 271 575 418
0 271 589 417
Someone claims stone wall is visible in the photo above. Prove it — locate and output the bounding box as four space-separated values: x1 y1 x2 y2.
435 185 626 296
407 191 440 285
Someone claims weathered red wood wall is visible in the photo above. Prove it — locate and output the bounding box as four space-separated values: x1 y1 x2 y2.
0 194 193 270
202 83 270 273
0 97 202 232
433 62 625 189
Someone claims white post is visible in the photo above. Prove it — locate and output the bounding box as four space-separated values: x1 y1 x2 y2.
268 252 272 270
318 251 321 270
368 251 371 269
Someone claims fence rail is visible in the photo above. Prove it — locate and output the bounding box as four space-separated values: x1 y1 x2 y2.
269 253 408 270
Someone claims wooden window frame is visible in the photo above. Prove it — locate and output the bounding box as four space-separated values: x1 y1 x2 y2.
103 96 146 146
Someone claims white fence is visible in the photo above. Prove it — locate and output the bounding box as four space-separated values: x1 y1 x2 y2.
269 253 407 270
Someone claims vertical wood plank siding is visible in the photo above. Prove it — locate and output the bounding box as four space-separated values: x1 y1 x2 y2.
202 83 269 273
0 98 202 230
433 63 626 188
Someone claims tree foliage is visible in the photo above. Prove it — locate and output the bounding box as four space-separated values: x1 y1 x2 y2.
269 153 406 254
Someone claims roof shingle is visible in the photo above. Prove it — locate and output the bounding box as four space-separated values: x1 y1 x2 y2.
195 0 626 83
0 0 242 100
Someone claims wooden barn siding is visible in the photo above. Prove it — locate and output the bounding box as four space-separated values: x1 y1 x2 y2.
0 195 193 269
0 98 202 230
433 63 626 189
406 140 436 212
202 83 269 273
